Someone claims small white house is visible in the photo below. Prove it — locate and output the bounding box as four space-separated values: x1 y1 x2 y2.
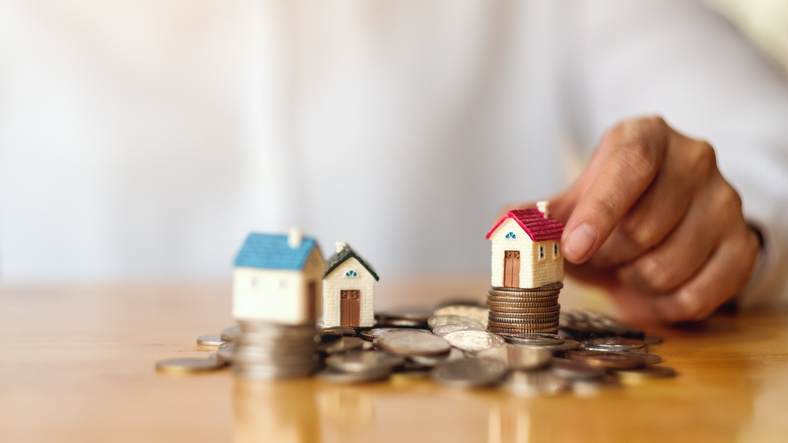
486 201 564 289
322 242 379 328
232 228 326 325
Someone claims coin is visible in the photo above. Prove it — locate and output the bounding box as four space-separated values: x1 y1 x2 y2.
631 353 662 365
196 334 224 347
499 332 565 346
487 303 561 313
317 366 392 384
409 347 465 366
318 326 356 336
432 324 485 337
221 325 240 341
511 339 580 353
375 313 430 328
581 337 647 353
155 357 225 374
487 294 560 303
613 365 677 380
504 370 569 397
550 358 606 380
643 333 664 345
476 344 552 370
490 282 563 293
489 312 561 320
359 328 399 341
317 336 366 354
443 330 506 352
565 350 646 369
375 329 451 357
428 315 484 329
217 342 235 362
325 350 405 372
431 358 507 388
433 304 489 326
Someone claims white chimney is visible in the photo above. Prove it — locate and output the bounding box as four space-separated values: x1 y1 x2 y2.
335 242 347 253
288 227 303 249
536 201 550 219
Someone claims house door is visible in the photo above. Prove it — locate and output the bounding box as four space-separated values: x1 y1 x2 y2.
503 250 520 287
306 281 317 320
340 290 361 327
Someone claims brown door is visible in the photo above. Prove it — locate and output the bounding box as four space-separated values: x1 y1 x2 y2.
306 281 317 320
340 290 361 327
503 250 520 288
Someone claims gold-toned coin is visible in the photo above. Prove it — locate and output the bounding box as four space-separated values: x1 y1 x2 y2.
155 357 225 374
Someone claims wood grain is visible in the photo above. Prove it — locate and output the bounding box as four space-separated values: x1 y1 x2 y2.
1 278 787 443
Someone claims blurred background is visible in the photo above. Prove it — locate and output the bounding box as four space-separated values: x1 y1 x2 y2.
1 0 787 283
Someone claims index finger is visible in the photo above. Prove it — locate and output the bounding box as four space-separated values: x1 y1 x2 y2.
561 117 669 263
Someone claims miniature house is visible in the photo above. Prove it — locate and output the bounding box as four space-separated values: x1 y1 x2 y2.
486 201 564 289
322 242 379 328
232 228 326 325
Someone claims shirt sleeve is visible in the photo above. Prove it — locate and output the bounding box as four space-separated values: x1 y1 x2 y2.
568 0 788 309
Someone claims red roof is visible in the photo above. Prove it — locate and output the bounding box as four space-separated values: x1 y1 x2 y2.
485 208 564 241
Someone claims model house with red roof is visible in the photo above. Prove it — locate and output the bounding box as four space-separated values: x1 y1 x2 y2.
486 201 564 289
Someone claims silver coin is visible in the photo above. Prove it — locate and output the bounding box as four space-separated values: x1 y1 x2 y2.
316 336 365 354
550 358 606 380
359 328 400 341
504 370 570 397
475 344 552 370
428 315 484 330
499 332 565 346
375 330 451 357
196 334 224 347
318 326 356 336
433 305 489 327
581 337 647 353
409 347 466 366
443 330 506 352
221 325 241 341
316 366 392 384
432 324 485 337
325 350 405 373
217 342 235 363
155 357 226 374
431 358 507 388
512 339 580 353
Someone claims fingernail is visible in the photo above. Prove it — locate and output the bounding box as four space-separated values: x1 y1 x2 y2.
564 223 597 261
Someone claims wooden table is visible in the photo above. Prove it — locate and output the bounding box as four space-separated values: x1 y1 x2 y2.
2 277 788 443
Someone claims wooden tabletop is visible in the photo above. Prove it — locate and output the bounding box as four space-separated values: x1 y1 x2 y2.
1 277 787 443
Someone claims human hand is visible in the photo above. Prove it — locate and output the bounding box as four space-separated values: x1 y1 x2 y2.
501 116 760 323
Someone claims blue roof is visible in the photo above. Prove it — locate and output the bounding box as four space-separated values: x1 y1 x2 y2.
234 233 319 270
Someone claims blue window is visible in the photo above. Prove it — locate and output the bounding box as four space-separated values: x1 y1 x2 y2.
345 270 358 277
505 232 516 239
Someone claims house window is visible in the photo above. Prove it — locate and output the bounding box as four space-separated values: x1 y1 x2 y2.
554 243 559 258
539 245 545 260
505 232 516 239
345 270 358 277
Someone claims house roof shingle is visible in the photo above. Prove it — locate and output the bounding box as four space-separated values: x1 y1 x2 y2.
324 244 379 281
234 233 319 270
485 207 564 242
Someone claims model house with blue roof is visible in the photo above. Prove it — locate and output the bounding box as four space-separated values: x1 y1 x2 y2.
232 228 326 325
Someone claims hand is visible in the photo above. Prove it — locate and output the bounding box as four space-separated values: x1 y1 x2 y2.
500 116 760 323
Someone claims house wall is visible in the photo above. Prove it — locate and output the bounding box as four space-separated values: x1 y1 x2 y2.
233 248 325 324
322 257 375 327
490 218 563 289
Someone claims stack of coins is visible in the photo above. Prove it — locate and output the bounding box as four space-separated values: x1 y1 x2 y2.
486 282 562 334
232 321 318 379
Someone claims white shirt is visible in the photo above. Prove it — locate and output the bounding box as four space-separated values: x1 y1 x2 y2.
1 0 787 308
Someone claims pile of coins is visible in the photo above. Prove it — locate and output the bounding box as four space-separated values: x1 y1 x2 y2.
156 306 675 395
486 282 562 334
229 321 318 379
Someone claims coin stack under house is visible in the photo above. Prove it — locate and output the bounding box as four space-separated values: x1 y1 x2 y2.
486 282 562 334
232 321 318 379
485 202 566 336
